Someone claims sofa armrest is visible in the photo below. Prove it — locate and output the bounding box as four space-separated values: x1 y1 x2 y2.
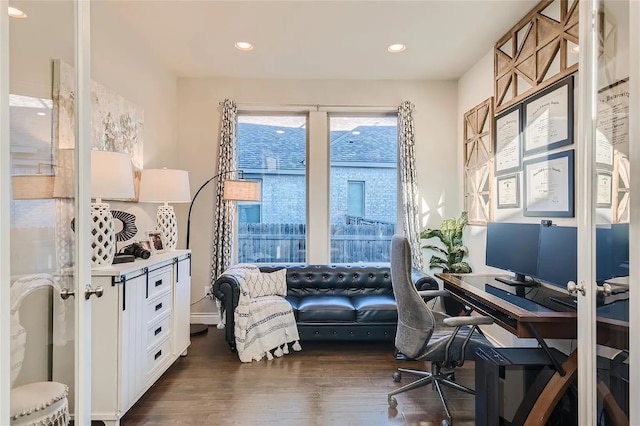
411 268 438 291
212 274 242 350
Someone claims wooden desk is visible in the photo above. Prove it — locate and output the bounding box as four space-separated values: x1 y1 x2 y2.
436 273 628 350
436 273 576 340
437 273 629 425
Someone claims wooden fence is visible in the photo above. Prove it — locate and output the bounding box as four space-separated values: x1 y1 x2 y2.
238 223 396 263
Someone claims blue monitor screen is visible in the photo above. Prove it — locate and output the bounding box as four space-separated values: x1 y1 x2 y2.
611 223 629 277
536 224 629 287
485 222 540 286
537 225 577 288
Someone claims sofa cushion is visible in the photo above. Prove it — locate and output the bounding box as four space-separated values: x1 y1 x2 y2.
298 295 355 322
352 295 398 323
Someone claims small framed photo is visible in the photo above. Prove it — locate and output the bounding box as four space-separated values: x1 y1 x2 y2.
147 231 165 254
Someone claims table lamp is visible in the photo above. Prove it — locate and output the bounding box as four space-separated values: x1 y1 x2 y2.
53 149 136 267
90 150 136 266
138 168 191 250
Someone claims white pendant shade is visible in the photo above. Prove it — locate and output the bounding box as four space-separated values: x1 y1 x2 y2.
138 168 191 203
91 150 135 201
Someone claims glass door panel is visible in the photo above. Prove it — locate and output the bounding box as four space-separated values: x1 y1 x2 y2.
7 0 92 424
579 0 632 424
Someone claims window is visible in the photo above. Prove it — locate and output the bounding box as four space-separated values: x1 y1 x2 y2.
236 115 307 263
347 181 365 217
329 115 398 263
238 179 262 224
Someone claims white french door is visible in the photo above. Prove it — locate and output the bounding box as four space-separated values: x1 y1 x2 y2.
576 0 637 424
0 0 94 423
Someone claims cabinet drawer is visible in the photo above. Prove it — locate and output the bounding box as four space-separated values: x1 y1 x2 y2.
146 291 172 325
147 266 172 300
146 314 172 351
146 337 172 378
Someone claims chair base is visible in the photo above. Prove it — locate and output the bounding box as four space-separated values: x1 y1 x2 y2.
388 364 475 425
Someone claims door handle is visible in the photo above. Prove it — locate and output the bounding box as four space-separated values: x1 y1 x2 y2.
567 281 586 296
60 288 75 300
596 283 612 297
85 285 104 300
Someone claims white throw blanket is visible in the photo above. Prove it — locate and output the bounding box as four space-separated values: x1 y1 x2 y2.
222 265 301 362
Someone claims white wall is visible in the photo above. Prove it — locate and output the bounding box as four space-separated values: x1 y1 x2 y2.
9 2 178 384
177 77 459 319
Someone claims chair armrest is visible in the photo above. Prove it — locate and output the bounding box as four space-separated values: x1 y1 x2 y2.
442 316 494 327
418 290 450 299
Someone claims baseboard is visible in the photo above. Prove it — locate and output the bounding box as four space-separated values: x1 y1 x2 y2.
190 312 220 325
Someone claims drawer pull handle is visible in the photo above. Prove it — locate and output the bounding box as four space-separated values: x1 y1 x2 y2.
154 350 162 360
155 303 163 311
154 327 162 336
155 279 162 287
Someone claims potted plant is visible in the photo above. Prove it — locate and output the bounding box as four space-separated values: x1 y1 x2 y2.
420 212 471 316
420 211 472 273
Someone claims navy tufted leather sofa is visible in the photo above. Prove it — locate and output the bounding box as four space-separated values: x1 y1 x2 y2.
212 263 438 351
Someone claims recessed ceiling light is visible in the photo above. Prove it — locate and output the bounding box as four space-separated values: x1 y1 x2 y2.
351 131 361 135
387 43 406 53
8 6 27 18
276 130 285 134
234 41 254 51
36 112 46 116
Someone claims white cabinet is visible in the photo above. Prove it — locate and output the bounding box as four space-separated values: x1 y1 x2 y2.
53 250 191 426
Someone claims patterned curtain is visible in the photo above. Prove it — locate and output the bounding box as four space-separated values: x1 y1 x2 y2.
210 99 239 283
398 101 424 270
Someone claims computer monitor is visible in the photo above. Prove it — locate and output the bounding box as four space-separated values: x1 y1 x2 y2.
485 222 540 286
611 223 629 277
537 225 577 288
537 224 629 287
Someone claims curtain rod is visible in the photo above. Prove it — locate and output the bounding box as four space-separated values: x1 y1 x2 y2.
229 101 399 112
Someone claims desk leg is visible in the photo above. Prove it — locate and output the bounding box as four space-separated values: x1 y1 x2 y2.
523 351 578 426
597 380 629 426
526 323 565 375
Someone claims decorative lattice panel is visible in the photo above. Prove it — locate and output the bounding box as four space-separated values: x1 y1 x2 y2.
463 98 494 225
494 0 579 113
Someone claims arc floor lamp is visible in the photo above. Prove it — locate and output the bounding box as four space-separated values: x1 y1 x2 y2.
187 170 260 335
186 169 260 249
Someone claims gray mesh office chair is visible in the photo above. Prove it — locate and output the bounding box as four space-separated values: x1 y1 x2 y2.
388 235 494 425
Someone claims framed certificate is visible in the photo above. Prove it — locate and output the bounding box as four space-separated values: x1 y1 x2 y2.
523 76 574 156
494 104 522 175
596 171 613 208
523 150 575 217
496 174 520 209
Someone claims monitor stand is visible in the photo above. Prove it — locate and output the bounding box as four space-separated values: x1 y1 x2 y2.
495 277 538 287
494 275 536 298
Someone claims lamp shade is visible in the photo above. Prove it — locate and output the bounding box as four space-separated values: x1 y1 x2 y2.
138 168 191 203
91 150 135 201
223 180 260 201
52 149 135 200
11 175 55 199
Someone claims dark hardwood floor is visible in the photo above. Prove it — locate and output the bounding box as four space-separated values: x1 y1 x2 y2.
121 327 477 425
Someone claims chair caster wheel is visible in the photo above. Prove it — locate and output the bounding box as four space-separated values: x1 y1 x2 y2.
440 420 451 426
388 396 398 409
392 371 401 382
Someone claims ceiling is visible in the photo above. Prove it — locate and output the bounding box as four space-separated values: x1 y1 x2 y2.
96 0 540 80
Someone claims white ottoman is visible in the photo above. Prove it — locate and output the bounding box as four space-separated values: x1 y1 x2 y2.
11 382 69 426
